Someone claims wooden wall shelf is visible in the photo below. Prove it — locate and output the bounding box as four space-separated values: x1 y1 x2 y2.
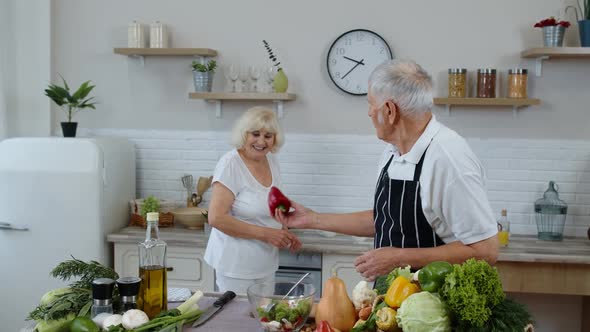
521 47 590 59
521 47 590 76
433 97 541 117
189 92 297 118
114 48 218 57
114 48 217 66
189 92 295 101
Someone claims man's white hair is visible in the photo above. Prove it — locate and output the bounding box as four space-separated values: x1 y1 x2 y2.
368 59 433 117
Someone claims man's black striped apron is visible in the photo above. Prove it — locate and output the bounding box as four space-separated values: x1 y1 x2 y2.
373 146 445 252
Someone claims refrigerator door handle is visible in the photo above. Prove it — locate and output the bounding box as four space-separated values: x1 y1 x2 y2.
0 222 29 231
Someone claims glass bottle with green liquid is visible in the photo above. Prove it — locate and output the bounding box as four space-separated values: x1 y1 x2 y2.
138 212 167 318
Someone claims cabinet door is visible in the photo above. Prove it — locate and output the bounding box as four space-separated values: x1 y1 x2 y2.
322 253 364 295
114 243 214 292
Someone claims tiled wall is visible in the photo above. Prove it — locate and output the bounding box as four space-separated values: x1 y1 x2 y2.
83 128 590 238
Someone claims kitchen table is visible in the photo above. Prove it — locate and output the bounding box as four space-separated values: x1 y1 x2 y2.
177 293 262 331
19 294 281 332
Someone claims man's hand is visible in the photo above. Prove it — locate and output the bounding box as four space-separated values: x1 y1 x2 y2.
275 200 315 229
354 247 401 281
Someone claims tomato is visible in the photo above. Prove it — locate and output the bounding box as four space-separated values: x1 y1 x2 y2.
316 320 334 332
69 316 99 332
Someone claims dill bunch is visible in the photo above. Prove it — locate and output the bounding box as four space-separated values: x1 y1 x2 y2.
51 256 118 289
28 256 119 321
455 297 534 332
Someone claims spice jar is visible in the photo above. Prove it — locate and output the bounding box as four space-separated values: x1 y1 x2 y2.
448 68 467 98
117 277 142 312
477 69 496 98
91 278 115 318
507 69 528 98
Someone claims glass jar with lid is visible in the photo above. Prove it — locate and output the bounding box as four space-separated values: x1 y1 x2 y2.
507 69 528 98
448 68 467 98
477 69 497 98
534 181 568 241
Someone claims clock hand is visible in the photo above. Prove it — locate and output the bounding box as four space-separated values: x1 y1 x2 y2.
341 59 365 79
343 56 365 65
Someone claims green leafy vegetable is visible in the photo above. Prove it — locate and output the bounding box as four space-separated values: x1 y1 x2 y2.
256 299 311 323
28 257 118 321
440 259 505 329
396 291 451 332
454 297 533 332
374 265 413 295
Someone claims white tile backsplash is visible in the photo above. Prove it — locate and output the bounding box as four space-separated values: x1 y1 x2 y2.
82 128 590 238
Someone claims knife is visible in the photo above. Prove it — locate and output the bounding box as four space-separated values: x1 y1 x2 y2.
191 291 236 327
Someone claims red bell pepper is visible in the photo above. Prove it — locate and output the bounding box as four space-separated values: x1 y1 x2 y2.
268 186 291 217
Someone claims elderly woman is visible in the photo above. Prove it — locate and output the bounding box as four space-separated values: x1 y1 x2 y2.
277 59 498 281
204 106 301 294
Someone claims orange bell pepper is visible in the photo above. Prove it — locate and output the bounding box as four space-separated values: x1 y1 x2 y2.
384 276 420 308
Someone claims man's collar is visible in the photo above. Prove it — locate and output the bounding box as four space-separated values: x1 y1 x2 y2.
389 114 441 164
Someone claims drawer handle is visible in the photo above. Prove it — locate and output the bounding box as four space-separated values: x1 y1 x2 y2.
166 267 174 272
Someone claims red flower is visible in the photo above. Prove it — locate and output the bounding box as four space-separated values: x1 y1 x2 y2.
533 16 570 28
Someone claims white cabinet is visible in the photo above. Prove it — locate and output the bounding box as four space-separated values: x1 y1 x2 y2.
322 253 364 295
114 243 215 292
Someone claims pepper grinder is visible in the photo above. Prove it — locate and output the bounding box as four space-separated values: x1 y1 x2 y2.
117 277 142 312
91 278 115 318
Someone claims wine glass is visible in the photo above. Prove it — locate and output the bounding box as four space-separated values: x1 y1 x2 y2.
249 65 261 92
265 66 277 93
224 64 239 92
238 66 250 92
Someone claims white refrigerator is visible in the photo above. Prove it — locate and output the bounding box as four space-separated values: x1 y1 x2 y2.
0 137 136 331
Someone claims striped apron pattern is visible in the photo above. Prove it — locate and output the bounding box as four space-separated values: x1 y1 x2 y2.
373 146 445 250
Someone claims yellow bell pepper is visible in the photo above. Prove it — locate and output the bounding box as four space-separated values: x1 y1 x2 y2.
375 307 399 332
384 276 420 308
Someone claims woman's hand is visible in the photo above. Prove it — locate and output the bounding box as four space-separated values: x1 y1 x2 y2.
275 200 316 229
263 227 302 252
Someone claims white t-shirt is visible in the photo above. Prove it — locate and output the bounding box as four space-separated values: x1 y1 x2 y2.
377 115 497 245
204 149 284 279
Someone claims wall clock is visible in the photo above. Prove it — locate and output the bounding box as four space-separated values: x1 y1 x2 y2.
326 29 393 96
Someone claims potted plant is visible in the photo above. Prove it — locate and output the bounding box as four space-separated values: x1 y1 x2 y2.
534 17 571 47
263 40 288 93
140 195 160 220
191 59 217 92
44 76 96 137
566 0 590 46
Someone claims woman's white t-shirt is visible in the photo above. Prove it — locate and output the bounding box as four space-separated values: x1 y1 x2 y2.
204 149 283 279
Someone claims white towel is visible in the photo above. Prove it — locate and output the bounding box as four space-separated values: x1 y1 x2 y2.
168 287 192 302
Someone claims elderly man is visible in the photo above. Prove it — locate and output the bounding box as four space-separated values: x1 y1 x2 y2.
276 59 498 281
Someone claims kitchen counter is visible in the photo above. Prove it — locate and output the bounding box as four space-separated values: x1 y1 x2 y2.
107 226 590 264
107 226 374 255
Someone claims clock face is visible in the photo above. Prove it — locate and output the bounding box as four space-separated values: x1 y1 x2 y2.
327 29 393 96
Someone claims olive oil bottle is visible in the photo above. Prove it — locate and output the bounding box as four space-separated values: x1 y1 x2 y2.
138 212 167 318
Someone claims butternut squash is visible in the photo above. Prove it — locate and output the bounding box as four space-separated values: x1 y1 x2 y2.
315 271 357 332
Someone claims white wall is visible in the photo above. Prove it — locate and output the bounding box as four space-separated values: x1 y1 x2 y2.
52 0 590 139
3 0 51 137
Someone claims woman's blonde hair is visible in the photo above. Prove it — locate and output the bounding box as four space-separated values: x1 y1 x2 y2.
230 106 284 153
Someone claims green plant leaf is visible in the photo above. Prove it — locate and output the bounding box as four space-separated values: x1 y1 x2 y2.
72 81 95 101
45 76 97 120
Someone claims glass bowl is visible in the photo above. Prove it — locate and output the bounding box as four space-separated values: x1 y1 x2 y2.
247 280 316 332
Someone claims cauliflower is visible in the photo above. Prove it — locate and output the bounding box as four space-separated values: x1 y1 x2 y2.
352 280 377 310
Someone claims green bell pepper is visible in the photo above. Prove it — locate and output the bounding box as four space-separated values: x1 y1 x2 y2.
418 261 453 293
